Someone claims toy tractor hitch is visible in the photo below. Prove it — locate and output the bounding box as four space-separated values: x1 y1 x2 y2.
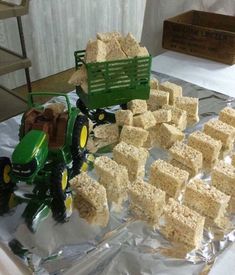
76 98 115 125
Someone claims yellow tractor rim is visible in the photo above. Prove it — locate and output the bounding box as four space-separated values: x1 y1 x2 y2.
65 194 73 215
81 162 88 172
87 154 95 162
98 113 105 121
80 125 88 149
8 193 16 209
3 165 11 184
61 169 68 191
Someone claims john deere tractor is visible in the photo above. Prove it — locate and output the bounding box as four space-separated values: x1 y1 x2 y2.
0 93 89 231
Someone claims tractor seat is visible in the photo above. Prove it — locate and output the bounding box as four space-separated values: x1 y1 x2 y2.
43 103 65 120
24 103 68 149
24 109 43 134
49 112 68 149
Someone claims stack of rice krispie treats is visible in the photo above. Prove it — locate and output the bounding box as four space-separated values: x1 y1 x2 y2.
71 65 235 251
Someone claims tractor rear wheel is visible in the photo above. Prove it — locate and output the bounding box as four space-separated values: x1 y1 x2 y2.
72 115 89 153
71 115 89 176
0 157 15 214
50 163 72 222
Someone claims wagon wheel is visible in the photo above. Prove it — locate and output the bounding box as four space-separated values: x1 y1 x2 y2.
71 115 89 177
50 163 73 222
120 103 128 110
93 109 107 124
92 109 116 124
0 157 15 214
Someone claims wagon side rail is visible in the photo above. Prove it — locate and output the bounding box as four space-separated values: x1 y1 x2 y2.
74 50 152 95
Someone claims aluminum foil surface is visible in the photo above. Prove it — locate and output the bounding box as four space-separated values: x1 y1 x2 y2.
0 72 234 275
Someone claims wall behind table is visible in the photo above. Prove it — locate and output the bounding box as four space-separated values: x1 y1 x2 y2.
0 0 146 89
142 0 235 56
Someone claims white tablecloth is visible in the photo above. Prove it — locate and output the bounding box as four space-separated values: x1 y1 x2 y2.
152 51 235 98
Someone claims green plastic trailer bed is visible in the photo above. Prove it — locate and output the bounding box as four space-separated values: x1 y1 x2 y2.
74 50 152 110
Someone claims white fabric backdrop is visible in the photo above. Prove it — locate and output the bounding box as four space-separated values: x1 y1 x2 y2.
141 0 235 56
1 0 234 89
0 0 146 89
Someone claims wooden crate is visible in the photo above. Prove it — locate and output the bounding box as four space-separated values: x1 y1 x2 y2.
162 10 235 65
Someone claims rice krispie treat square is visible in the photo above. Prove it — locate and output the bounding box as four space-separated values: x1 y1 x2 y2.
70 172 109 227
106 38 127 61
174 96 199 125
169 141 203 174
232 154 235 167
159 81 183 105
68 65 87 86
113 141 148 181
147 90 169 111
127 99 147 115
120 33 141 57
163 198 205 248
174 96 198 115
115 109 133 126
94 156 129 207
97 31 122 42
150 159 189 199
219 107 235 128
137 46 149 57
203 119 235 151
143 125 161 148
152 109 172 124
128 179 165 224
85 39 107 63
133 111 156 130
150 77 159 90
184 179 230 222
188 131 222 167
120 125 148 147
158 123 185 149
187 114 200 125
162 105 187 131
93 123 119 142
211 161 235 198
170 159 196 178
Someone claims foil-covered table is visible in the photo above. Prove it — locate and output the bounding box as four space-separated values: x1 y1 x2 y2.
0 72 234 275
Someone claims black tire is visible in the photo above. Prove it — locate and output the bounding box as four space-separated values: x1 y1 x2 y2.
93 109 116 124
0 157 14 214
50 163 69 222
0 157 11 187
71 115 89 157
76 99 89 116
71 150 87 178
93 109 107 124
71 115 89 177
120 103 128 110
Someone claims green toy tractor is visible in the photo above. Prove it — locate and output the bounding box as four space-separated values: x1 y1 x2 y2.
0 93 89 231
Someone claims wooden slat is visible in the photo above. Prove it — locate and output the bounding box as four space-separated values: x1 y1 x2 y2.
163 10 235 65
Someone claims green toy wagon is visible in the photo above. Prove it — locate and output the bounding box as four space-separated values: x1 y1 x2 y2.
74 50 152 123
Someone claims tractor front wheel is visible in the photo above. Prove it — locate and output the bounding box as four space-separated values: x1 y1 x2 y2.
50 163 72 222
0 157 15 214
71 115 89 176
